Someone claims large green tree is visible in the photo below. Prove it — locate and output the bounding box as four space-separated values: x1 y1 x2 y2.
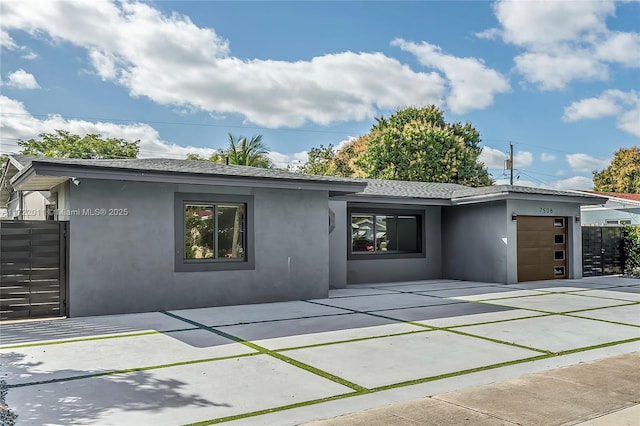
297 106 492 186
593 146 640 194
18 130 139 159
358 106 492 186
187 134 272 168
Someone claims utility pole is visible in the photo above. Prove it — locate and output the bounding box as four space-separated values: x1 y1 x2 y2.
508 142 514 185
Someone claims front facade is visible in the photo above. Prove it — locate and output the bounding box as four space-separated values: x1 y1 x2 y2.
1 155 605 317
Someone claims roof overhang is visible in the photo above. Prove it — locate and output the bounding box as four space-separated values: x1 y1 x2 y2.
330 194 452 206
10 161 367 195
450 191 607 206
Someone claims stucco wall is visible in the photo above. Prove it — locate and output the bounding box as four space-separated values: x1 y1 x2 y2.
332 202 442 285
442 201 509 283
581 207 640 226
67 179 330 316
328 200 348 288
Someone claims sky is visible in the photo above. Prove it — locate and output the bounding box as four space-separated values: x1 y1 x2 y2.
0 0 639 190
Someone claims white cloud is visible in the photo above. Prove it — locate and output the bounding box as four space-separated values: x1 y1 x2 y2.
1 30 18 50
566 153 611 173
4 69 40 89
514 50 608 90
0 1 461 128
563 90 640 138
540 153 556 162
479 146 507 169
514 151 533 168
479 146 532 169
546 176 594 191
0 95 305 164
391 39 510 114
482 0 639 90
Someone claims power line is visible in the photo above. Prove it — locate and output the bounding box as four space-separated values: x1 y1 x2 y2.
0 112 358 135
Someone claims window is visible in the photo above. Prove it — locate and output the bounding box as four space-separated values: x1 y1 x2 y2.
349 208 423 258
175 193 254 272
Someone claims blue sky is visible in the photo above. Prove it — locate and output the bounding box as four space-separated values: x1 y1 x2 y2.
1 0 638 189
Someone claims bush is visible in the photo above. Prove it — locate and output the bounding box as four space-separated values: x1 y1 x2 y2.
623 225 640 276
0 379 18 426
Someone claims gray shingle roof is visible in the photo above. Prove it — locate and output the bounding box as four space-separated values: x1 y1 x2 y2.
355 179 469 199
10 155 364 185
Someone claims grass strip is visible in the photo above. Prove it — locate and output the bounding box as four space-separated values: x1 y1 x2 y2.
161 311 367 392
184 391 362 426
565 314 640 328
6 352 259 389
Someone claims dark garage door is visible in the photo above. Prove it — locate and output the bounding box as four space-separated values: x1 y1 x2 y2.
1 220 68 320
517 216 567 282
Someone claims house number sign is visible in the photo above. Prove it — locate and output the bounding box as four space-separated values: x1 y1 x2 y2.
539 207 553 214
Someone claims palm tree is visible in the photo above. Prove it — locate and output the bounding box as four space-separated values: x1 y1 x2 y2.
226 134 272 168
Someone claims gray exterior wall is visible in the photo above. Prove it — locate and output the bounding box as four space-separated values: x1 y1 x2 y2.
443 199 583 283
442 201 509 283
66 179 330 316
328 200 348 288
330 202 442 285
581 206 640 226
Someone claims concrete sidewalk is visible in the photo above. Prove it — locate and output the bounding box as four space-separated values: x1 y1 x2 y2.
305 351 640 426
1 276 639 425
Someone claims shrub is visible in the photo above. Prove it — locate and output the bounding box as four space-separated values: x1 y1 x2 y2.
622 225 640 276
0 379 18 426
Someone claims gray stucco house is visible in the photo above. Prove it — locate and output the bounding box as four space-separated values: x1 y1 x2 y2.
1 155 605 317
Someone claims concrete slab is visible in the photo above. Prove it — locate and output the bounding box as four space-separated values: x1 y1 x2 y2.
456 315 640 353
609 286 640 294
0 330 254 386
6 354 353 426
304 396 514 426
574 404 640 426
365 282 492 293
532 286 592 293
316 293 455 312
418 309 547 328
436 374 634 426
254 323 424 351
0 312 192 346
451 289 545 301
479 293 632 313
169 301 350 326
365 280 487 291
574 277 640 286
372 301 514 323
415 286 516 298
217 314 416 347
328 288 400 298
283 331 540 389
570 304 640 326
575 289 640 302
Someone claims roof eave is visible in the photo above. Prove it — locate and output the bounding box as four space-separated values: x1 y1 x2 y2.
12 161 367 195
451 191 608 205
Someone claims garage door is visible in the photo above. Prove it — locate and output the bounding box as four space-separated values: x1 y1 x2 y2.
517 216 567 282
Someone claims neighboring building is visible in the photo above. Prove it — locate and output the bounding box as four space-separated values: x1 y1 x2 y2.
0 155 606 317
0 156 56 220
577 191 640 226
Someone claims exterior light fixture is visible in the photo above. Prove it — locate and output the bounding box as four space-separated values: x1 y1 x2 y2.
511 213 517 221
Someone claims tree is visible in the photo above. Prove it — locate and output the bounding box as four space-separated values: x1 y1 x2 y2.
297 106 492 186
227 134 271 168
593 146 640 193
186 134 271 168
18 130 139 159
357 106 492 186
297 144 340 176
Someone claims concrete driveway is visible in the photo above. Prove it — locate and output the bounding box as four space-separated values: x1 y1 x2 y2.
1 277 639 425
